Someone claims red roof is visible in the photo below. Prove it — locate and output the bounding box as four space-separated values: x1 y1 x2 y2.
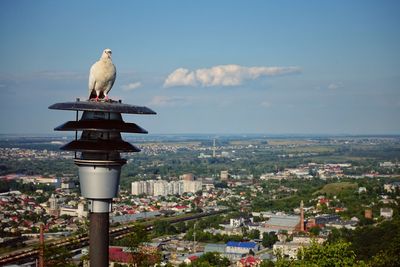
319 198 329 204
239 256 261 266
188 255 198 262
109 247 133 263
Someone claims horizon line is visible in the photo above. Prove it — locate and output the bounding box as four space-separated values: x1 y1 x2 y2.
0 132 400 137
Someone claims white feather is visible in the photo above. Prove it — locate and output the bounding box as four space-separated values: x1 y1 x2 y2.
88 48 116 99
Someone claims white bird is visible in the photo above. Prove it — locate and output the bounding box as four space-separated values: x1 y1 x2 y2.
88 48 116 101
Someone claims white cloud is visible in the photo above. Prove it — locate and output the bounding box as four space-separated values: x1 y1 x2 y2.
164 64 301 87
164 68 196 87
148 95 189 107
328 82 343 90
261 101 272 108
121 82 142 91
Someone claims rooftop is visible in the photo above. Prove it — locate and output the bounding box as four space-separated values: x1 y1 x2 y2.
265 215 300 228
226 241 257 248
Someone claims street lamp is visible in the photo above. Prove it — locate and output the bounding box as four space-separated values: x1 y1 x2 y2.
49 99 155 267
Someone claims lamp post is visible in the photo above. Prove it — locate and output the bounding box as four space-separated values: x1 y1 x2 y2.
49 99 155 267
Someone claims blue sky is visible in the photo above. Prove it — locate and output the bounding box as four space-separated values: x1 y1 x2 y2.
0 0 399 134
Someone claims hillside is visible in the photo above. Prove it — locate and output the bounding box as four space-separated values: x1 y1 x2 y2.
314 182 358 195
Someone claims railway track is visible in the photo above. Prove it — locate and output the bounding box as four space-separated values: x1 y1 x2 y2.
0 210 227 265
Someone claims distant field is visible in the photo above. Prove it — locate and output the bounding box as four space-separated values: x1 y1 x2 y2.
285 145 336 153
229 140 265 145
308 156 370 162
142 141 201 146
314 182 358 195
266 139 315 146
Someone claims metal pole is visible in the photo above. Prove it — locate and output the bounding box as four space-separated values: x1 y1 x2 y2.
39 224 44 267
89 212 109 267
74 110 78 159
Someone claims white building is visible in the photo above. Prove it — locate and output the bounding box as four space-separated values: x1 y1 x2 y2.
61 181 75 189
145 180 155 195
384 182 400 193
263 214 300 234
358 187 367 193
49 194 58 210
21 176 59 185
273 237 324 259
168 181 184 195
183 180 202 193
59 203 87 218
153 180 168 196
131 181 145 195
226 241 258 254
230 218 245 227
380 162 396 168
131 180 155 195
380 208 393 219
132 179 202 196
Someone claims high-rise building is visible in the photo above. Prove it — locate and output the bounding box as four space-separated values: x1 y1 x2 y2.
183 180 202 193
132 179 200 196
131 181 139 195
145 180 154 195
131 180 154 195
49 194 58 210
169 181 184 195
48 194 59 217
131 181 144 195
153 180 168 196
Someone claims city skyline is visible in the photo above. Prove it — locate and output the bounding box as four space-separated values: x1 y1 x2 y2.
1 1 399 135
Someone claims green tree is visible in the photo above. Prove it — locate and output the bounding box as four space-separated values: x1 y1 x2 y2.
186 252 230 267
262 232 278 248
176 221 188 233
309 226 321 236
117 225 149 248
348 218 400 261
275 240 366 267
43 244 77 267
248 229 261 240
367 232 400 267
297 241 358 266
154 219 178 235
260 260 275 267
